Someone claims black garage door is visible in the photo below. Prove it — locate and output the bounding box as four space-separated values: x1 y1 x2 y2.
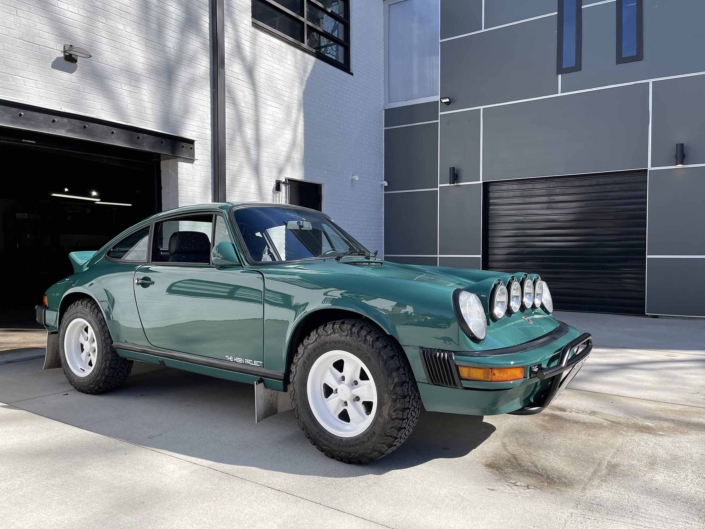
483 171 647 314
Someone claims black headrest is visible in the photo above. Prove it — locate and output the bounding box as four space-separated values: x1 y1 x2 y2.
169 231 211 255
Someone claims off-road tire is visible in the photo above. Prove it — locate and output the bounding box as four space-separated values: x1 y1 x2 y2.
290 319 421 463
59 298 132 394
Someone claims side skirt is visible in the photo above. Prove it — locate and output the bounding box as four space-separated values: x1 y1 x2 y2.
113 342 285 388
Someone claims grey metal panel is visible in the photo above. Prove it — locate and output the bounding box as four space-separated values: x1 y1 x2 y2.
438 185 482 256
647 258 705 317
483 84 649 181
484 0 556 28
562 0 705 93
441 0 482 39
385 256 438 266
439 110 481 184
647 167 705 255
651 76 705 168
439 257 482 269
384 124 438 191
440 15 557 110
385 191 438 255
385 102 439 128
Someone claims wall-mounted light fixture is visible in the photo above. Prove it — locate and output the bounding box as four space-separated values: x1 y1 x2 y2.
440 97 451 105
381 181 388 187
449 167 458 185
676 143 686 167
351 175 359 182
63 44 92 64
275 179 289 192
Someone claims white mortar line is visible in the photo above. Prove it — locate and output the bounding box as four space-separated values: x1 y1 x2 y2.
440 70 705 115
385 95 439 110
647 255 705 259
384 188 437 194
650 163 705 171
440 11 556 42
439 181 482 187
384 120 438 130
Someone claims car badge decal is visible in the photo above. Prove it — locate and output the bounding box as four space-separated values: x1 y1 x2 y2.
522 316 534 324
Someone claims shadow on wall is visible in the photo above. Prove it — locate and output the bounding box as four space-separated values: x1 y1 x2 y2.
42 1 207 202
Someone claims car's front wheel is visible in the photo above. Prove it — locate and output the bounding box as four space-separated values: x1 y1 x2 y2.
60 298 132 394
290 320 421 463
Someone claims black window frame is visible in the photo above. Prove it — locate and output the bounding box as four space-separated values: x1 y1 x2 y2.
251 0 352 74
557 0 582 75
616 0 643 64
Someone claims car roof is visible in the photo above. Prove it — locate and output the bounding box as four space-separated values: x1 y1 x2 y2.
144 202 324 222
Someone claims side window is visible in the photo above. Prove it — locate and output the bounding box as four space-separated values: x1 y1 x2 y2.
152 214 213 264
107 227 150 261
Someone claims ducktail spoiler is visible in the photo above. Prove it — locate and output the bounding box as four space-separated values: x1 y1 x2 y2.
68 251 96 273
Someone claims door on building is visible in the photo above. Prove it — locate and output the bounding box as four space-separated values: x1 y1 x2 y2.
483 171 647 314
287 179 322 211
0 127 160 327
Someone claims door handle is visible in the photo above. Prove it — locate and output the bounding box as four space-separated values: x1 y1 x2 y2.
135 277 154 286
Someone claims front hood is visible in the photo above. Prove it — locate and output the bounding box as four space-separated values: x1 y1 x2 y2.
261 259 558 352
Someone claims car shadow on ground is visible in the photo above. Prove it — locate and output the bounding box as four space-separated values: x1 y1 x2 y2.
13 361 496 477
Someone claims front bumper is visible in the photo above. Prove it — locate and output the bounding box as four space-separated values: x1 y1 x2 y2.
413 325 593 416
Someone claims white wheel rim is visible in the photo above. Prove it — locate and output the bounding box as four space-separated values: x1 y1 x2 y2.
64 318 98 378
307 350 378 438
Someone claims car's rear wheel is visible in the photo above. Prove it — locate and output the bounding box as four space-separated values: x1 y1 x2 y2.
60 298 132 394
290 320 421 463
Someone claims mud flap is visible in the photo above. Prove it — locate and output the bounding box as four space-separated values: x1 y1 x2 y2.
43 332 61 370
254 380 292 423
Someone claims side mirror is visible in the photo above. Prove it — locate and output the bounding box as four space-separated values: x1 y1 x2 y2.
212 241 241 267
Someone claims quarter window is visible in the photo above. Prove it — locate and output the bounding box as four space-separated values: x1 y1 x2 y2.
106 227 150 262
557 0 582 74
617 0 643 64
252 0 350 72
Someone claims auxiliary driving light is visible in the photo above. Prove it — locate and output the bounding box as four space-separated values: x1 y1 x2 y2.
457 365 525 382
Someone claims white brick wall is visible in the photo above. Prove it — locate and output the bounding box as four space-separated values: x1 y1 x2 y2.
0 0 212 209
224 0 385 254
0 0 385 253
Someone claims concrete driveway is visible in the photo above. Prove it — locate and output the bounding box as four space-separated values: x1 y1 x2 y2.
1 312 704 528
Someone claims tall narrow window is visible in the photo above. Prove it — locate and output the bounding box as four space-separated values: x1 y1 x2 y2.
557 0 582 74
617 0 643 64
385 0 439 105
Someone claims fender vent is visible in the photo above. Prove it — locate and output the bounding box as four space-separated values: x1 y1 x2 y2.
420 349 462 389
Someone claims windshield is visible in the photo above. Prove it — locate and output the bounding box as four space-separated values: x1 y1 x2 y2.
233 206 368 262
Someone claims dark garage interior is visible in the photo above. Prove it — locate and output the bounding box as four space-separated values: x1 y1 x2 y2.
0 127 160 327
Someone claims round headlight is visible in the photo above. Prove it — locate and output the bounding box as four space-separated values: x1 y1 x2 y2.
509 280 522 313
534 278 544 308
457 291 487 340
491 283 508 320
522 278 534 309
541 281 554 313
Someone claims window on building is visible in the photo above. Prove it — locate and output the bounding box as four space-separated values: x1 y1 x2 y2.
252 0 350 72
106 227 150 262
617 0 643 64
557 0 582 74
385 0 439 105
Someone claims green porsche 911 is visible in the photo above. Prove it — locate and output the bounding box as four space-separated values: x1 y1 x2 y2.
36 203 592 463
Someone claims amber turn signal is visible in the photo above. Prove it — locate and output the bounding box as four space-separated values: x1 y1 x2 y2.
458 365 525 382
43 295 48 307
